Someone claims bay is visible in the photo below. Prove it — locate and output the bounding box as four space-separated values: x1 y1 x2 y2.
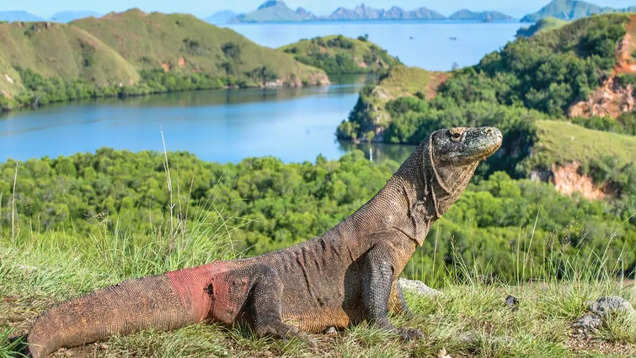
1 21 525 163
227 21 524 71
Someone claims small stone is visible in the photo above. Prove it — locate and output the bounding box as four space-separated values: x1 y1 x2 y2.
437 348 452 358
398 278 442 297
587 296 634 318
325 327 337 335
573 313 602 332
505 295 519 310
572 296 635 337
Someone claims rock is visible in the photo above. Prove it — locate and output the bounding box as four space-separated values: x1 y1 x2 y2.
325 327 337 335
588 296 634 317
573 313 603 333
505 295 519 310
572 296 635 336
398 278 442 297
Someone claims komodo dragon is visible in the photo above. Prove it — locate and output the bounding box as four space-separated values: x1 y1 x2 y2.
26 126 502 357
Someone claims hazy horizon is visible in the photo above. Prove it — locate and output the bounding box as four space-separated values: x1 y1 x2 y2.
2 0 635 19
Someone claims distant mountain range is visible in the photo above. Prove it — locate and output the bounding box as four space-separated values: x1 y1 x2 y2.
521 0 636 22
216 1 515 24
0 10 100 23
206 10 237 25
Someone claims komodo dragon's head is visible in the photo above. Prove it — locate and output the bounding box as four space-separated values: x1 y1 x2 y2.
418 126 502 218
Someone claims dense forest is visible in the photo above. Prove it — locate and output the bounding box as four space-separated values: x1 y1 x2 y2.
1 150 633 287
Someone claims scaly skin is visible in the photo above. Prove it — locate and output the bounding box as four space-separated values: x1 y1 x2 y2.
27 126 502 357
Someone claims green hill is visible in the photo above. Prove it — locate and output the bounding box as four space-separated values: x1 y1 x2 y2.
521 0 633 22
280 35 399 75
338 14 635 197
72 9 325 86
0 21 139 86
516 17 568 37
0 9 329 111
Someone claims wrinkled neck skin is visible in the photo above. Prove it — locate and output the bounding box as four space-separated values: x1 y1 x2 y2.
333 138 479 248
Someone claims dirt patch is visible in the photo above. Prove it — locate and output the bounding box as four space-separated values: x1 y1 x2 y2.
178 57 186 67
568 15 636 118
551 162 606 200
568 336 636 356
568 76 635 118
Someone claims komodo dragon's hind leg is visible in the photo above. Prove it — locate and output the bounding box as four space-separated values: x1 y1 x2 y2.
361 244 423 340
246 264 301 339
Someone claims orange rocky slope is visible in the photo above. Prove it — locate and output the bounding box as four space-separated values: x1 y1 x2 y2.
569 15 636 118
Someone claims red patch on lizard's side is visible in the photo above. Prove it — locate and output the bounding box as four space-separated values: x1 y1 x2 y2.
165 262 230 322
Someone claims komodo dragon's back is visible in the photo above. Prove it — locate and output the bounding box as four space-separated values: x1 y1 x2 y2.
26 126 502 357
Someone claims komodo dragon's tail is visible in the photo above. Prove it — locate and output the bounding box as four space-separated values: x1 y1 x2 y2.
27 263 224 358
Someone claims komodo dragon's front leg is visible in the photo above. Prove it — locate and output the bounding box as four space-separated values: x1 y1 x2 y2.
211 263 299 339
361 243 423 340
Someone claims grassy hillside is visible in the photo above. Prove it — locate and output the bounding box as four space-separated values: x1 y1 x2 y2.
0 21 139 86
524 120 636 172
72 9 326 86
0 9 329 111
516 17 568 38
280 35 398 75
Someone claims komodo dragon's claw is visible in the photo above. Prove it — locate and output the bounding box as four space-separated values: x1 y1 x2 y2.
398 327 424 340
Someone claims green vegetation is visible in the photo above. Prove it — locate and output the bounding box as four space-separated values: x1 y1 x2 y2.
0 150 633 285
516 17 568 38
338 14 635 187
280 35 398 75
0 9 328 111
0 150 635 356
525 120 636 171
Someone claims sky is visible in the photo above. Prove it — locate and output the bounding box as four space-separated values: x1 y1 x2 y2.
1 0 635 19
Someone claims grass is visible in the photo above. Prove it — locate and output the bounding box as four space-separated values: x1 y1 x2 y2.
524 120 636 171
1 216 634 357
0 21 139 87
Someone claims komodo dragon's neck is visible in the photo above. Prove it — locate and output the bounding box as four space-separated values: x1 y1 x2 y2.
323 143 440 248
